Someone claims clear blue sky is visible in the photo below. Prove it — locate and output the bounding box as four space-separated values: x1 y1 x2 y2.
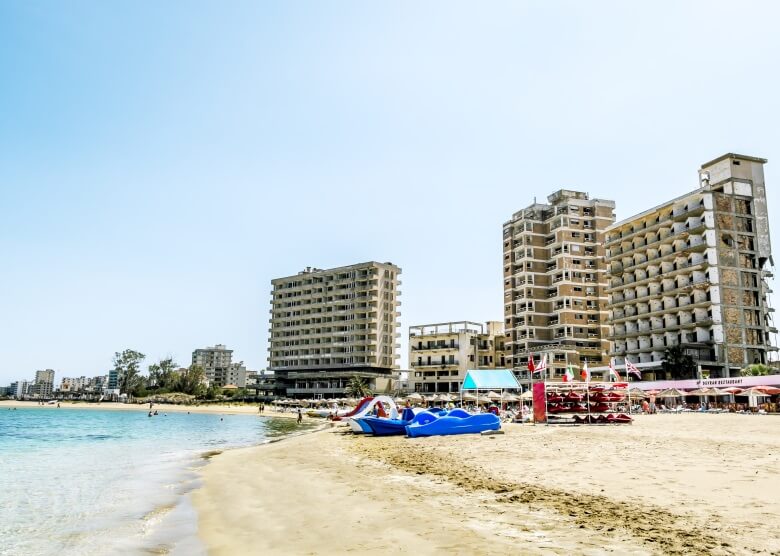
1 1 778 383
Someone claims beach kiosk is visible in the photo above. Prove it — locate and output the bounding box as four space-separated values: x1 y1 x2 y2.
460 369 522 409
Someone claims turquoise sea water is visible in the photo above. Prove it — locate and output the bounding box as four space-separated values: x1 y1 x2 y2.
0 407 311 556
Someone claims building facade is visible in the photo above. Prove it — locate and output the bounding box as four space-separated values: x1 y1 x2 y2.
226 362 248 388
268 261 401 398
606 153 776 379
408 321 507 394
192 344 234 388
60 376 88 393
31 369 55 398
503 190 615 384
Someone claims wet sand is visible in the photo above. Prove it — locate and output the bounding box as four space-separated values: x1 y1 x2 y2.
194 413 780 555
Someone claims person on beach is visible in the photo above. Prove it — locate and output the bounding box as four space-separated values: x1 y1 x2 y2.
297 408 302 424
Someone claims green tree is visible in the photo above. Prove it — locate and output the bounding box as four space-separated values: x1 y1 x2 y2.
113 349 146 396
661 345 697 380
345 375 372 398
740 364 772 376
204 384 222 400
148 357 178 390
174 365 207 396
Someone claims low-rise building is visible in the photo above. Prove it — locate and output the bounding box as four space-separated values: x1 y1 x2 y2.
408 321 507 394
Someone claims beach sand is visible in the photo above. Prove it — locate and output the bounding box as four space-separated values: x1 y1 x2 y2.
194 414 780 555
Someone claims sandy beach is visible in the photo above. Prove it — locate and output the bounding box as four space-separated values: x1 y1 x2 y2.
194 413 780 555
0 399 298 419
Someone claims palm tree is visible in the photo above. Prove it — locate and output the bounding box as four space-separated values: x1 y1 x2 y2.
345 376 372 398
661 345 697 380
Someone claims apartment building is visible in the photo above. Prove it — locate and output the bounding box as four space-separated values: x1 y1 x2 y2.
503 190 615 384
226 362 248 388
607 153 776 379
192 344 234 388
31 369 55 398
268 261 401 398
408 321 507 394
60 376 88 393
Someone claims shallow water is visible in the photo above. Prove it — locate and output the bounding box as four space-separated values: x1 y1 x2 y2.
0 408 311 556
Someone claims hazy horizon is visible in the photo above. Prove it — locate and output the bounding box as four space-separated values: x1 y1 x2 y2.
2 1 779 383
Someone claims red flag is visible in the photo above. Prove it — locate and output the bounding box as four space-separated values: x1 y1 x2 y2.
527 353 535 373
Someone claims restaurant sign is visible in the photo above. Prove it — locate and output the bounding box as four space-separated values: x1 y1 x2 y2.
632 374 780 391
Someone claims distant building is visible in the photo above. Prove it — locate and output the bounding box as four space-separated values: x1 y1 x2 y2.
87 375 108 393
503 190 616 384
0 386 10 397
60 376 88 393
107 369 120 391
268 261 401 398
30 369 55 398
408 321 507 394
10 380 31 399
192 344 234 388
226 362 248 388
606 153 777 379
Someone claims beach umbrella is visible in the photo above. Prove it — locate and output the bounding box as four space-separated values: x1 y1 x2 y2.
461 393 477 402
405 393 423 401
502 393 519 402
754 386 780 395
485 391 502 401
687 388 714 396
735 387 772 397
721 387 742 394
656 388 688 398
519 390 534 401
701 388 728 396
628 388 647 399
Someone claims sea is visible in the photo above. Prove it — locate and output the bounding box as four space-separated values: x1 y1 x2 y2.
0 407 313 556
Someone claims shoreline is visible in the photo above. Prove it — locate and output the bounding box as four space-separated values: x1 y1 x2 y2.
193 414 780 555
0 399 303 419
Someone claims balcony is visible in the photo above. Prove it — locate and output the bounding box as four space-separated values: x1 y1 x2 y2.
411 344 459 351
413 361 460 369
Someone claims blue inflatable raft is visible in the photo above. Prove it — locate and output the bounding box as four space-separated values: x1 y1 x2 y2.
405 409 500 438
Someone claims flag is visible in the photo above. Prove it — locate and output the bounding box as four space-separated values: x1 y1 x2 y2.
608 358 621 382
580 361 590 382
563 365 574 383
536 354 547 373
625 359 642 380
527 353 536 375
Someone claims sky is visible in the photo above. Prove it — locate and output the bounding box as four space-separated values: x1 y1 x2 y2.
1 0 779 383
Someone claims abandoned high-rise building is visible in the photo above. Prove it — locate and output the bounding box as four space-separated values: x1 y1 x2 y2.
606 153 776 379
503 190 616 384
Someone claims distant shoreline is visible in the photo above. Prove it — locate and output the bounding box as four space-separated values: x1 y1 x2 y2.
0 400 302 419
